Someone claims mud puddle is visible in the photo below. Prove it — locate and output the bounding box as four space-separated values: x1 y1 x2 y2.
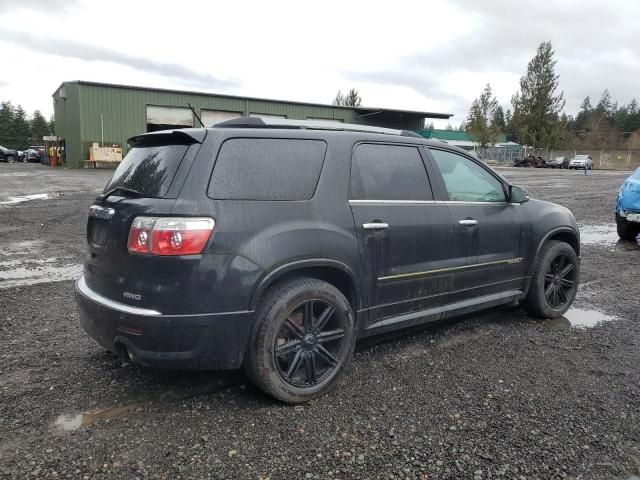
580 224 619 246
0 192 60 205
544 307 617 329
0 260 82 289
53 373 243 432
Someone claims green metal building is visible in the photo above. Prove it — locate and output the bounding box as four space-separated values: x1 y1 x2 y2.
53 81 452 168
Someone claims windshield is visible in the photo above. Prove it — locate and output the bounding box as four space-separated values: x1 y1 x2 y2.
104 143 189 197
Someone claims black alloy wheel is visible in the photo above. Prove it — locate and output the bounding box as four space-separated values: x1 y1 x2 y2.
244 278 355 403
273 299 345 388
522 240 579 318
543 252 577 309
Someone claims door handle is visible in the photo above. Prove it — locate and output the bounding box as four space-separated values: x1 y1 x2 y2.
363 222 389 230
458 219 478 226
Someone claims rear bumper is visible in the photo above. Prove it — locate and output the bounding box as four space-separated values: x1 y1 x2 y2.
75 275 253 370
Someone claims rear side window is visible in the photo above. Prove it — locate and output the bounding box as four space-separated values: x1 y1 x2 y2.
350 144 432 200
208 138 326 200
105 141 190 197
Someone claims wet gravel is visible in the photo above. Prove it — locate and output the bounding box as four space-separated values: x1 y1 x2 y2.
1 164 640 479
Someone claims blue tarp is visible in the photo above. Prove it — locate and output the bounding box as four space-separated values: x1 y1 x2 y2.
616 167 640 214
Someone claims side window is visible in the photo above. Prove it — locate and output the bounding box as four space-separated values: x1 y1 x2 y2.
208 138 326 200
429 149 506 202
350 144 432 200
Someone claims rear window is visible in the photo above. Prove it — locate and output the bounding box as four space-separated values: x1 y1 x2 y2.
350 144 432 200
105 141 190 197
208 138 326 200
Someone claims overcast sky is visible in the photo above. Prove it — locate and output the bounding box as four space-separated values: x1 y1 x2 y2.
0 0 638 128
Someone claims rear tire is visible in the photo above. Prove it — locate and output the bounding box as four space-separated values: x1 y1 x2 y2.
522 241 579 318
244 278 355 403
617 218 640 241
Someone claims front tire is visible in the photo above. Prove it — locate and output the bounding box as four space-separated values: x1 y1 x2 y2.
522 241 579 318
244 278 356 403
617 218 640 241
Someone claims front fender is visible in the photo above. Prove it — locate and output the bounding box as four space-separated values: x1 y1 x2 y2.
524 199 580 276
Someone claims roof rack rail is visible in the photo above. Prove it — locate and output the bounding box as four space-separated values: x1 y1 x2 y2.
213 116 423 138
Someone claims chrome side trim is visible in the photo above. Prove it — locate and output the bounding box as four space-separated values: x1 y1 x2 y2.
76 275 162 316
349 199 509 206
349 199 440 205
378 257 524 282
363 222 389 230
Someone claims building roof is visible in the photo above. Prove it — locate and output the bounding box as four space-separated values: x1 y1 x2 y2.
53 81 452 120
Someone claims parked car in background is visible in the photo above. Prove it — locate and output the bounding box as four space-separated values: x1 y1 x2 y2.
0 145 18 162
76 118 581 403
547 156 570 169
17 150 26 162
616 167 640 241
24 147 45 163
569 154 593 169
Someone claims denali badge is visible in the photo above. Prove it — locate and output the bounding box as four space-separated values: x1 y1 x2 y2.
123 291 142 301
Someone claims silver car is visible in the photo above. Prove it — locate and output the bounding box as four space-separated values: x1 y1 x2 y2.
569 154 593 170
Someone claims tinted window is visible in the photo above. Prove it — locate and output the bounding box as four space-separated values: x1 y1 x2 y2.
429 149 506 202
350 144 431 200
105 142 189 197
209 138 326 200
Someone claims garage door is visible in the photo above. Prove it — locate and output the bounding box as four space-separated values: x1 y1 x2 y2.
249 113 287 119
307 117 343 123
201 109 242 127
146 106 193 132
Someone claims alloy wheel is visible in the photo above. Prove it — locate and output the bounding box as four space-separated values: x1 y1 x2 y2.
543 253 577 309
273 299 345 388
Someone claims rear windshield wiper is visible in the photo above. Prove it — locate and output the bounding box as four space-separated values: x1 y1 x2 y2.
102 186 143 199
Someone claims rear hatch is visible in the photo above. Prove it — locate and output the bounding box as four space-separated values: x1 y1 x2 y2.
84 130 204 311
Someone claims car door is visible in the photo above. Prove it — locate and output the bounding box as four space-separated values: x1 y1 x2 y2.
349 142 455 325
425 147 530 302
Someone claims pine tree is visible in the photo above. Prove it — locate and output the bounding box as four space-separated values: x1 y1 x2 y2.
48 116 55 135
0 101 15 147
12 106 31 149
30 110 50 145
332 88 362 107
491 105 506 132
511 41 565 149
465 83 500 147
595 89 613 118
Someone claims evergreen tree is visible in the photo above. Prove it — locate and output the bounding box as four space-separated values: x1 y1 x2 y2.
332 88 362 107
511 41 566 148
12 105 31 149
0 101 15 147
465 83 500 147
491 105 506 132
343 88 362 107
48 116 55 135
30 110 51 145
595 89 613 118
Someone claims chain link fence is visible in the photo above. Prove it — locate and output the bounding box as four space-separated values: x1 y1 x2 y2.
476 146 640 170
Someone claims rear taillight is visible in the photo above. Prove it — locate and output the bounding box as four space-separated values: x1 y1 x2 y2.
127 217 214 255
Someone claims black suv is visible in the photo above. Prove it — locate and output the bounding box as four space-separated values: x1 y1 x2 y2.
76 118 580 403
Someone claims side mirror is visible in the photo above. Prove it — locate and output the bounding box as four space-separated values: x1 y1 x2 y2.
509 185 529 203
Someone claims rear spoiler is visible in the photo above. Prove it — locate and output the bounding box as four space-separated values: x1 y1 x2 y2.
127 128 207 148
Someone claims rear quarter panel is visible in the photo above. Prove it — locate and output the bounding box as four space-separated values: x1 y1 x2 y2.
169 130 364 314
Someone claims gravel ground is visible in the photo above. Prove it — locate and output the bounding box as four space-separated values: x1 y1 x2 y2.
1 163 639 480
